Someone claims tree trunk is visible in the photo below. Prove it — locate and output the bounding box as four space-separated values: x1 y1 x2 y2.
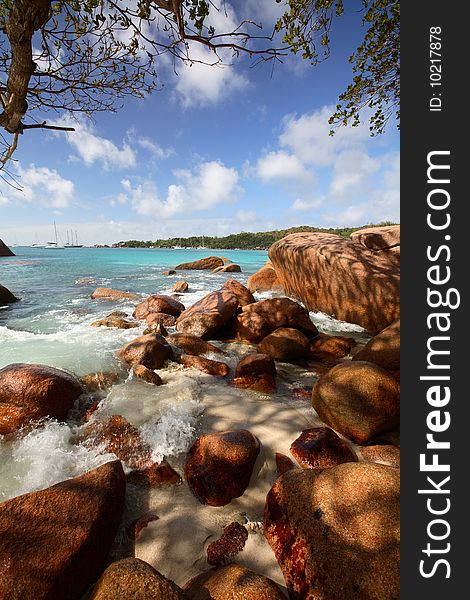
0 0 52 134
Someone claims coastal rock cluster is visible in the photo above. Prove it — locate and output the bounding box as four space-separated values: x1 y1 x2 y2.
0 225 400 600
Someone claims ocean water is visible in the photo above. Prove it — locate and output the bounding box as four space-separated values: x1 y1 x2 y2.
0 246 367 502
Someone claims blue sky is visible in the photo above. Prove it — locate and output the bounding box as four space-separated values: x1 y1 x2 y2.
0 0 399 246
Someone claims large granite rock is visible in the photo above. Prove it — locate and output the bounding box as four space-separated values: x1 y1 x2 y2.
89 558 187 600
0 363 84 435
350 225 400 251
232 353 277 393
269 232 400 334
290 427 357 469
176 289 240 339
264 462 400 600
117 333 173 369
180 354 230 377
168 332 226 356
91 287 139 300
134 294 185 320
221 279 255 307
258 327 310 363
0 239 14 256
175 256 224 270
185 429 260 506
247 261 283 293
0 461 126 600
353 320 400 374
0 283 18 304
185 564 286 600
312 361 400 444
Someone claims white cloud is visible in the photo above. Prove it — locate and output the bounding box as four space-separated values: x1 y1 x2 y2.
330 150 381 197
0 163 75 209
256 151 313 184
235 209 257 223
135 136 174 159
117 160 241 218
291 197 324 211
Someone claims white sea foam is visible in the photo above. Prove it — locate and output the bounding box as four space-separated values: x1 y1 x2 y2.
309 311 366 333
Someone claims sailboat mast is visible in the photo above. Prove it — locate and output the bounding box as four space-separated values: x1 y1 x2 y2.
54 221 58 244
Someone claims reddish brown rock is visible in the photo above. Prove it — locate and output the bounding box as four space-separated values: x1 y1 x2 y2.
80 371 120 393
247 262 283 293
145 312 176 327
0 283 18 303
176 289 240 339
221 279 255 307
127 514 159 541
89 558 187 600
360 444 400 467
0 239 15 256
143 323 168 336
162 269 177 276
232 353 277 393
232 297 318 342
290 427 357 469
275 452 297 477
185 429 260 506
180 354 230 377
213 263 241 273
353 320 400 373
117 333 173 369
134 294 185 320
292 387 312 401
0 461 126 600
258 327 310 362
264 462 400 600
312 361 400 444
127 460 181 487
176 256 224 270
168 332 226 356
351 224 400 251
269 232 400 334
133 364 163 385
0 363 84 435
91 287 139 301
91 315 138 329
309 332 354 359
206 522 248 566
172 280 189 293
76 415 152 469
185 564 286 600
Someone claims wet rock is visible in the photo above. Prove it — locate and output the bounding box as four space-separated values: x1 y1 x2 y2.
291 387 312 401
127 460 181 487
185 429 260 506
80 371 120 393
258 327 310 362
172 280 189 293
309 332 354 359
0 363 84 435
89 558 187 600
184 564 286 600
127 514 160 541
76 415 152 469
0 461 126 600
312 361 400 444
0 283 18 303
134 294 185 320
163 269 177 276
221 278 255 307
143 322 168 336
180 354 230 377
117 333 173 369
175 256 224 270
213 263 242 273
353 320 400 374
360 444 400 467
290 427 357 469
176 289 239 339
145 312 177 327
0 239 15 256
232 353 277 393
232 297 318 343
264 463 400 600
168 332 226 356
269 232 400 334
91 287 139 300
206 522 248 566
133 364 163 385
275 452 297 477
91 315 139 329
247 262 283 293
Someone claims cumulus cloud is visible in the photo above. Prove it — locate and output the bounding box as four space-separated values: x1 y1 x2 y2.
256 151 313 184
0 163 75 209
116 160 241 218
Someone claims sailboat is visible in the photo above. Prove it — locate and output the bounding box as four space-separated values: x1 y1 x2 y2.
44 222 64 249
64 230 83 248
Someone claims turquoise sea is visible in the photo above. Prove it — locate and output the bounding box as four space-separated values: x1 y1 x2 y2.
0 246 365 503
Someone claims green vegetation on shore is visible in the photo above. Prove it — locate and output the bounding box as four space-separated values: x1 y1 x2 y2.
113 223 396 250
